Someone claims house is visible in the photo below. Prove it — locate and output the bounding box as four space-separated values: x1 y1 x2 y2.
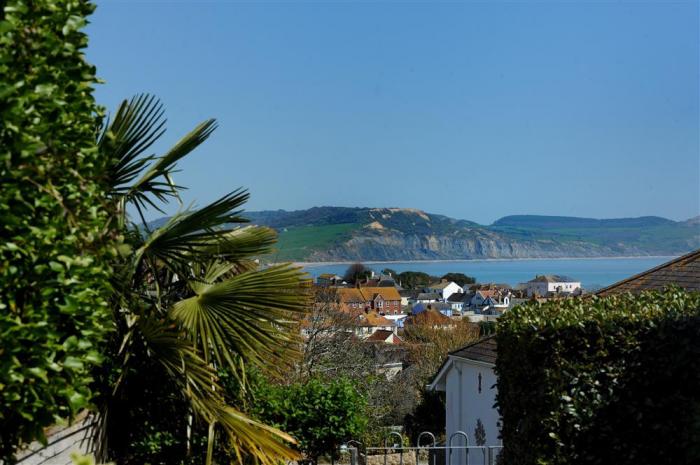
316 273 343 287
384 313 409 328
336 287 402 315
399 289 417 307
365 329 402 345
481 294 510 315
355 311 396 337
469 290 498 309
411 302 453 317
426 280 463 301
596 249 700 295
523 275 581 297
446 292 471 312
377 273 400 288
368 343 407 380
336 288 366 313
411 292 441 305
428 336 500 463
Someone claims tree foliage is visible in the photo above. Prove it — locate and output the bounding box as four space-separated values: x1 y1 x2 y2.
295 288 408 440
343 263 372 284
496 288 700 465
396 271 434 289
0 2 114 460
253 377 367 464
440 273 475 287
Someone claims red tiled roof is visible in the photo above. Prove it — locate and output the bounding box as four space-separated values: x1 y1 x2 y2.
358 312 395 327
365 329 401 344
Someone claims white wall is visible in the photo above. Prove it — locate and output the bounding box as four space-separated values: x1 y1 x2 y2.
526 281 581 297
14 415 92 465
440 283 463 301
444 359 500 465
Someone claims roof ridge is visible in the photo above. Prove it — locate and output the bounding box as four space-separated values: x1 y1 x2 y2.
448 334 496 356
596 249 700 295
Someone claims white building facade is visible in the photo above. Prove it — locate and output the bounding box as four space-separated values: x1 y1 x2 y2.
524 275 581 297
428 337 500 465
426 281 463 301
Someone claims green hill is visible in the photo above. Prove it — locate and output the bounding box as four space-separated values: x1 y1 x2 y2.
147 208 699 262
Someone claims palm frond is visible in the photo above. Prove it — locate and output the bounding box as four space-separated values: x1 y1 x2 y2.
135 315 299 465
127 118 217 213
196 225 278 270
100 93 218 216
99 94 166 195
170 264 311 371
134 190 251 275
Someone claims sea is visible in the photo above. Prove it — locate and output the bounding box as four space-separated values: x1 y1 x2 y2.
299 256 676 289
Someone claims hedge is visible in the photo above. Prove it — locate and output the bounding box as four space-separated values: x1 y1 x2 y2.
495 288 700 465
0 1 113 461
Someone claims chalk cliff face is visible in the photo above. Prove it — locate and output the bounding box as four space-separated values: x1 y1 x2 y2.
305 228 650 261
151 206 699 262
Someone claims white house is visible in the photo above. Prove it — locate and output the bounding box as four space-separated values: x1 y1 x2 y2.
446 292 470 312
523 275 581 297
428 336 501 465
411 292 441 304
426 280 463 301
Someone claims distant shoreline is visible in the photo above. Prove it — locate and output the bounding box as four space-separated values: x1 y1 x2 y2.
278 255 679 268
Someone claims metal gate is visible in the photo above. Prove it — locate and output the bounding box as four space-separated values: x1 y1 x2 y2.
341 431 502 465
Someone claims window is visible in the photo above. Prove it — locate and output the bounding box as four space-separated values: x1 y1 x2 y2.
377 300 383 308
478 372 482 393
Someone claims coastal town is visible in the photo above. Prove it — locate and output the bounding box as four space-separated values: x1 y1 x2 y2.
313 267 583 337
3 2 698 465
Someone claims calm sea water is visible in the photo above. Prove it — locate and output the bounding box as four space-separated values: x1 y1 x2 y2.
300 257 675 289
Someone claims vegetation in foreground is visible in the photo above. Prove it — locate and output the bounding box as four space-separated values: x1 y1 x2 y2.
496 288 700 465
0 1 113 460
92 95 311 465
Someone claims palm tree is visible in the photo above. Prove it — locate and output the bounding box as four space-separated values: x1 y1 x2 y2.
92 94 310 464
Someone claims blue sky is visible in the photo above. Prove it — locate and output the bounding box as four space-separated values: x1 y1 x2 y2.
87 1 699 225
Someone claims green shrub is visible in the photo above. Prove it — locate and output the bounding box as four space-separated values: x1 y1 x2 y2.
253 377 368 464
0 1 113 460
495 288 700 465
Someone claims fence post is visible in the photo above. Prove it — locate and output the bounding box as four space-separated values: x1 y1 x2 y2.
416 432 436 465
448 431 470 465
347 440 363 465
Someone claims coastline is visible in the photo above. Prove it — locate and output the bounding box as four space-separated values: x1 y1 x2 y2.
281 255 679 268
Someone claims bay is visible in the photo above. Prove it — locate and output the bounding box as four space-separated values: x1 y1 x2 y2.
299 256 676 289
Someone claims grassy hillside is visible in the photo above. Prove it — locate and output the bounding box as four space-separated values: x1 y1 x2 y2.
267 223 360 261
490 215 698 253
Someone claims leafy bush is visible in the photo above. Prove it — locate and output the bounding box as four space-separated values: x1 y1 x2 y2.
396 271 434 289
0 1 113 460
253 377 368 464
495 288 700 465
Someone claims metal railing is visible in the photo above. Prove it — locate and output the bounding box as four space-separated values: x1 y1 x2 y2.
341 431 502 465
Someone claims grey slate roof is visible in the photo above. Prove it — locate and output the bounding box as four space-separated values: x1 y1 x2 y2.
449 336 497 365
528 275 579 283
446 292 468 303
597 249 700 296
416 292 441 301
